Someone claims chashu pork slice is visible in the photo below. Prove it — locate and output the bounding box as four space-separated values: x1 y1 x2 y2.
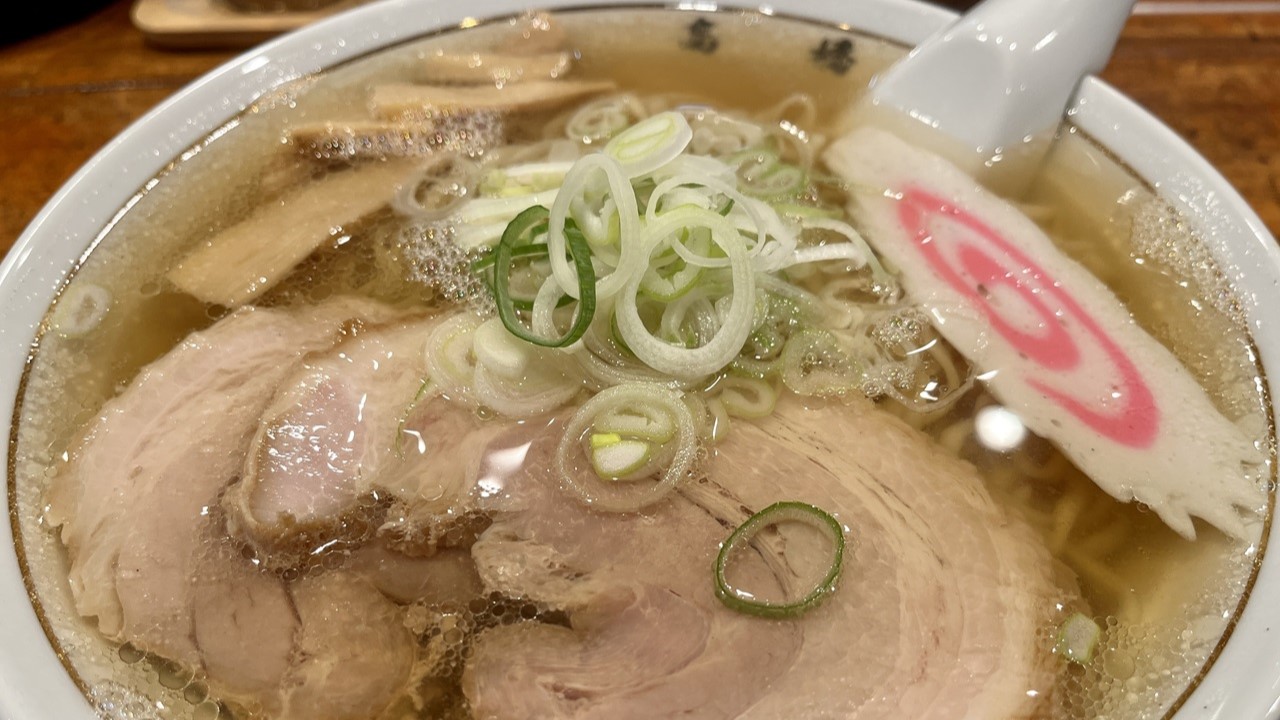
463 396 1067 719
46 298 385 650
277 572 416 720
463 413 803 720
221 313 437 563
45 298 414 718
220 310 514 565
372 391 515 557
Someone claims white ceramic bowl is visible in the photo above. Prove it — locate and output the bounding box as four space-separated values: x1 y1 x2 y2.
2 1 1278 718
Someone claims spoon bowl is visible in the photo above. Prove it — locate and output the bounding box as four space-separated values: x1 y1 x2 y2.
860 0 1138 190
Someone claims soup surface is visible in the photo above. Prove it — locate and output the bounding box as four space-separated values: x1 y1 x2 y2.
8 8 1274 720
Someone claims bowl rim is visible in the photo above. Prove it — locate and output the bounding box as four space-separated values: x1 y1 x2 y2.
2 0 1278 718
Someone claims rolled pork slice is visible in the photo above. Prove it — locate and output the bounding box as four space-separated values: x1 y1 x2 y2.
721 398 1061 719
191 544 298 703
222 313 441 563
221 307 525 564
46 299 386 652
45 298 414 717
346 542 483 606
372 392 519 557
463 419 802 719
276 573 417 720
465 581 736 719
822 127 1264 540
463 396 1066 719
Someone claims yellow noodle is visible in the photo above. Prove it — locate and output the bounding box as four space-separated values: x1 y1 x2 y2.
1065 547 1140 620
937 419 974 455
1077 516 1132 559
1050 481 1091 555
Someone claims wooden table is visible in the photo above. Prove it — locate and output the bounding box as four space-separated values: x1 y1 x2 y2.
0 0 1277 261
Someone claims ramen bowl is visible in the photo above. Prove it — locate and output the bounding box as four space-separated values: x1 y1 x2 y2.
1 1 1278 718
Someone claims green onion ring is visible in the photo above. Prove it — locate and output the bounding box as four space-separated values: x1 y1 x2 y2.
556 383 698 512
714 501 845 618
494 206 597 348
474 242 575 311
470 242 549 272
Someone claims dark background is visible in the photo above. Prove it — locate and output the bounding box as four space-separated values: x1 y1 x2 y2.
0 1 119 46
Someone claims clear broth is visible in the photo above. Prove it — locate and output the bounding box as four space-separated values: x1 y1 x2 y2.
8 8 1273 720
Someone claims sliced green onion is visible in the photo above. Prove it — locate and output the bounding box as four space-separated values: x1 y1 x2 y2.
704 396 732 443
473 318 533 379
591 432 623 449
605 111 694 178
714 501 845 619
547 153 641 301
788 243 870 268
645 172 782 268
774 202 841 221
474 241 580 312
615 207 757 379
395 376 436 458
478 161 573 197
727 148 807 200
392 152 480 221
460 189 559 222
593 404 678 443
472 219 551 308
639 256 703 301
446 108 904 430
472 362 581 419
590 437 653 479
494 206 597 348
750 165 806 199
780 329 864 397
1056 613 1101 665
716 375 778 419
453 188 560 250
744 325 787 363
798 217 890 285
556 383 697 512
425 314 481 400
729 354 781 379
566 93 646 144
470 242 549 272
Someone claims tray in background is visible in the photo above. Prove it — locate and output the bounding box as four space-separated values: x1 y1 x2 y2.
131 0 367 48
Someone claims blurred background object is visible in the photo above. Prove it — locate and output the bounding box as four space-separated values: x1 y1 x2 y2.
130 0 364 48
222 0 343 9
129 0 983 49
0 0 116 46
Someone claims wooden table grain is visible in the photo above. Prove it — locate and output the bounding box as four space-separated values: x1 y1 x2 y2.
0 0 1276 262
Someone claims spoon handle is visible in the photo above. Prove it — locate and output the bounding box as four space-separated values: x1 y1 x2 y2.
862 0 1136 187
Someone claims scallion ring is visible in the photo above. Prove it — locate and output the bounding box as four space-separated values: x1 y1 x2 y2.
714 501 845 619
556 383 698 512
494 206 597 348
474 242 551 310
470 242 550 273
